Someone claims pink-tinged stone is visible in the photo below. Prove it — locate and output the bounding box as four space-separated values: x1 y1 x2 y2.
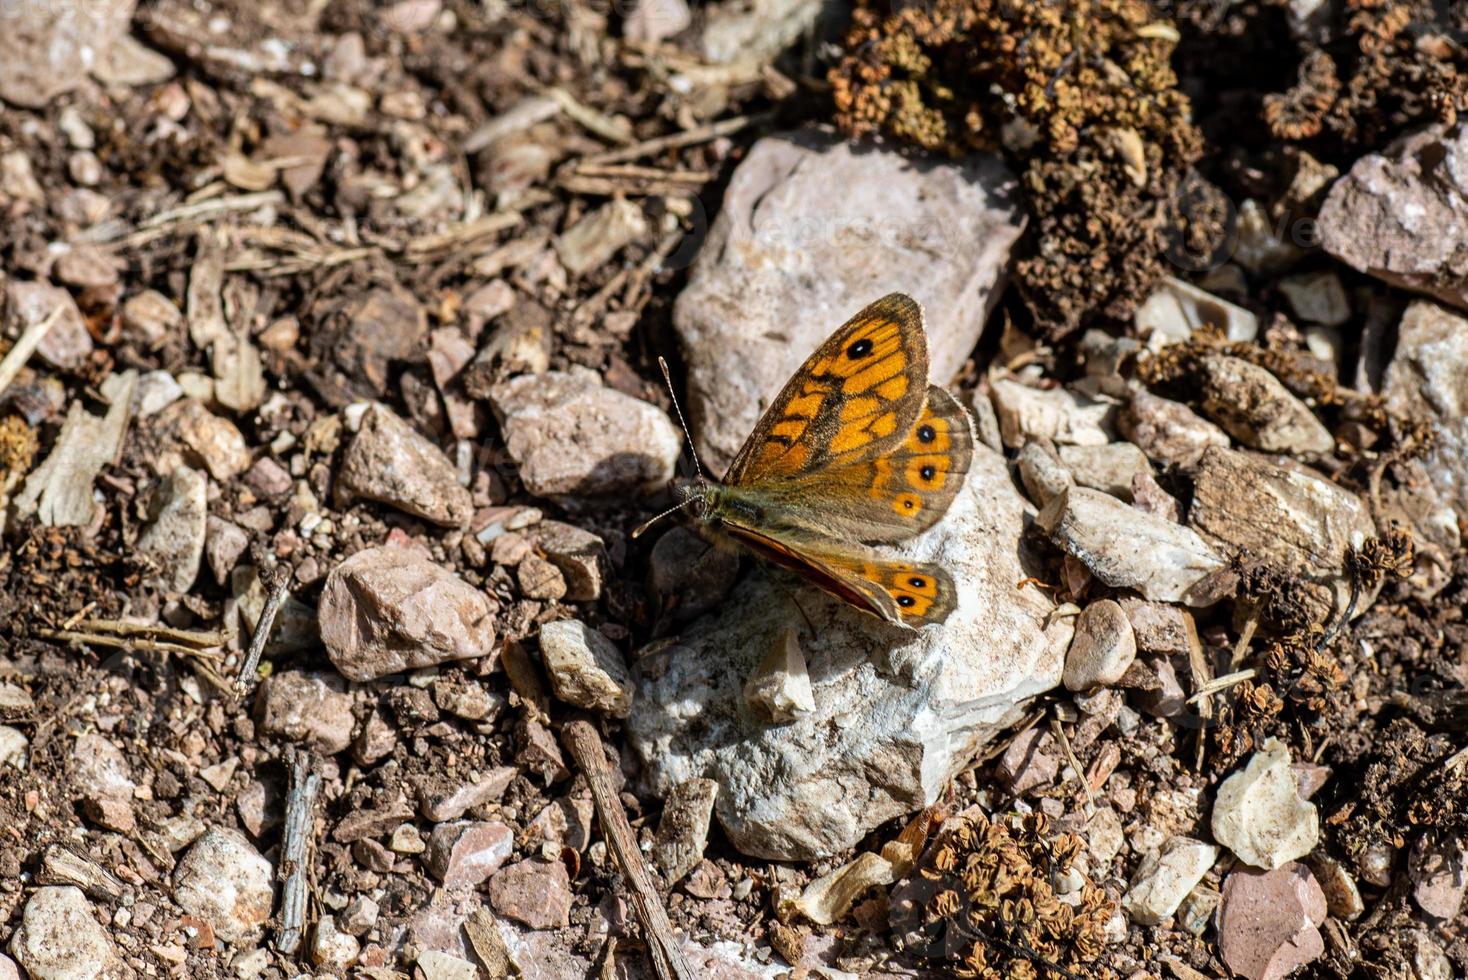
426 821 513 889
1218 863 1327 980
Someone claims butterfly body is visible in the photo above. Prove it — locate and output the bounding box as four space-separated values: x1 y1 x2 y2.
676 293 975 630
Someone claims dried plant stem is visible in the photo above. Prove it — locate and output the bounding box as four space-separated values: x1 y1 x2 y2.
238 573 291 688
275 750 320 956
0 307 65 396
563 719 694 980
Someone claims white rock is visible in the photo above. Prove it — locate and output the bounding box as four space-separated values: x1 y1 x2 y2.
742 628 817 723
310 914 359 970
1134 276 1258 350
1087 807 1125 866
1123 836 1220 926
1212 738 1320 871
674 131 1022 471
627 444 1069 860
623 0 691 43
417 950 479 980
1015 440 1074 508
134 370 184 417
1037 486 1227 605
699 0 821 65
136 465 208 593
1063 599 1137 691
1279 270 1350 326
0 725 27 770
990 378 1114 449
172 828 275 943
0 0 136 107
554 198 647 276
1058 443 1151 501
6 886 128 980
1383 302 1468 525
539 619 634 718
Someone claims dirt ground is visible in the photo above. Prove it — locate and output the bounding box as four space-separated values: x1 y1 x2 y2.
2 0 1467 978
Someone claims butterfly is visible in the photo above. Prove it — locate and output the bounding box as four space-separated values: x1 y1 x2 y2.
641 293 974 629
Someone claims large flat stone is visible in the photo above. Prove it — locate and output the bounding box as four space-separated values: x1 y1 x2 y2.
673 129 1023 472
627 444 1067 861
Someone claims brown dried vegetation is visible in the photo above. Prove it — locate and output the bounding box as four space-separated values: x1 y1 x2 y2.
830 0 1205 338
905 812 1115 980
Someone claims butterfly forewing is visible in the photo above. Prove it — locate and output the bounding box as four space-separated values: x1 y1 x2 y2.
754 385 975 543
724 293 929 487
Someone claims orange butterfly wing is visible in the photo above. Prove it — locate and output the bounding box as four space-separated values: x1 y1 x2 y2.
725 524 957 629
724 293 928 487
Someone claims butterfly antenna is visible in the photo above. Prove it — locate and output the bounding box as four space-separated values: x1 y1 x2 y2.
631 496 694 539
657 356 704 479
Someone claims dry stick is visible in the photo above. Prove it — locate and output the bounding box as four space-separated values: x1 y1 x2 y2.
275 750 320 956
237 573 291 687
0 307 65 395
1182 610 1213 772
581 113 769 167
1049 715 1095 810
562 719 695 980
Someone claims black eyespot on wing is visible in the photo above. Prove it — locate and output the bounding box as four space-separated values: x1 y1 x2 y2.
897 595 916 608
917 424 936 443
908 576 926 588
902 499 914 510
847 338 874 359
920 465 936 481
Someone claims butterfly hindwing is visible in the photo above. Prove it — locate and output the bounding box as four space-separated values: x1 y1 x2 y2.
725 524 957 629
725 293 929 486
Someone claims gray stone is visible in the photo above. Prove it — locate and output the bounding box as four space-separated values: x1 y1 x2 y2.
7 887 128 980
627 444 1069 860
136 466 207 594
1016 440 1074 508
1196 355 1335 457
1037 486 1226 605
1063 599 1137 691
527 520 606 601
173 828 274 943
990 378 1115 450
337 403 472 526
1383 302 1468 525
539 619 634 718
1123 836 1219 926
255 671 355 755
1058 443 1151 501
1134 276 1258 350
1319 123 1468 311
1120 389 1230 469
652 778 719 886
674 131 1023 471
0 0 136 107
5 280 92 371
1189 447 1377 622
320 546 498 681
490 367 681 500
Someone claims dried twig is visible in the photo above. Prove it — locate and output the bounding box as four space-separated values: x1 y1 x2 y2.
1186 668 1259 704
581 113 768 167
98 191 287 247
275 750 320 956
237 572 291 688
1182 611 1213 771
1049 715 1094 810
563 719 694 980
0 306 65 395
